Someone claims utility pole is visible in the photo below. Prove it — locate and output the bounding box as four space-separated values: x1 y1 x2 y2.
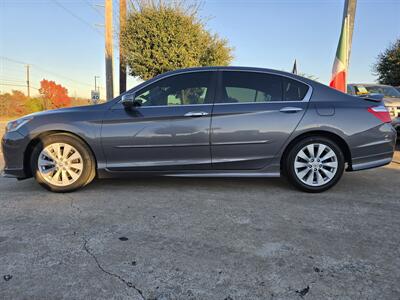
26 65 30 97
119 0 127 94
345 0 357 67
94 75 100 92
105 0 114 101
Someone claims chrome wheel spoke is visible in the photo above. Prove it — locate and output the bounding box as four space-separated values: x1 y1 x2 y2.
67 169 80 180
316 144 326 159
322 161 338 168
54 144 62 160
62 144 73 159
69 162 83 171
307 144 315 158
297 150 309 161
61 170 68 185
297 167 310 179
305 171 315 185
320 167 335 179
316 170 324 185
295 161 308 169
67 152 81 162
39 157 55 167
53 169 62 182
41 149 57 162
321 150 335 161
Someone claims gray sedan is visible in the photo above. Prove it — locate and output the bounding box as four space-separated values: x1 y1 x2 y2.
1 67 397 193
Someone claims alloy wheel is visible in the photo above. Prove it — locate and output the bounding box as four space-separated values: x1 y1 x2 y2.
37 142 84 187
294 143 338 187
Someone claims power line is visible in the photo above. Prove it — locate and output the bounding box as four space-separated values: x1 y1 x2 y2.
0 83 40 90
52 0 103 36
0 78 26 83
0 56 99 89
84 0 104 17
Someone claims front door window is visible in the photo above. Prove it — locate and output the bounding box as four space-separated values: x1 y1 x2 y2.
134 72 214 106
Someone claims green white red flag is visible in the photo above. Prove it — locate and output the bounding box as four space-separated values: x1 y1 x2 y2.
330 0 357 92
329 18 349 92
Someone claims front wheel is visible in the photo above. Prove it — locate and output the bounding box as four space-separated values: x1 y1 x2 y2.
284 136 345 193
30 133 96 192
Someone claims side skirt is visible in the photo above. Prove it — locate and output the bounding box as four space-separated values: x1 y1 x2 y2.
96 168 281 179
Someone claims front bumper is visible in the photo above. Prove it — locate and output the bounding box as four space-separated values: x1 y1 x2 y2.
1 130 30 179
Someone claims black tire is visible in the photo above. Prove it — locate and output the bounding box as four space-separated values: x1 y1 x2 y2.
30 133 96 192
284 136 345 193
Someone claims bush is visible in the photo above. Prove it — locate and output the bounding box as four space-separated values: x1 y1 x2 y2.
25 98 45 113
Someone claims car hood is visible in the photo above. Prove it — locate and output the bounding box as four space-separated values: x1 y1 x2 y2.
22 103 109 119
383 97 400 106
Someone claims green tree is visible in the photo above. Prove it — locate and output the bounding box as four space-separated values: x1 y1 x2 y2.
121 0 233 80
373 39 400 86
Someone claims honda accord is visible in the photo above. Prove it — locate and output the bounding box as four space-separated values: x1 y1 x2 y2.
1 67 397 193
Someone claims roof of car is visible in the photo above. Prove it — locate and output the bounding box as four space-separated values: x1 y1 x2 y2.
157 66 316 85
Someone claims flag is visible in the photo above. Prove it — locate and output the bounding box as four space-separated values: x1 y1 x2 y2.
292 59 298 75
329 0 357 92
329 19 348 92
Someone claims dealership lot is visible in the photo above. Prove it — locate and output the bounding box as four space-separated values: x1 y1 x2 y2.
1 123 400 299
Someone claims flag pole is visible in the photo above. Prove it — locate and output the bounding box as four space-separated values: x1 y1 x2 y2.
292 59 298 75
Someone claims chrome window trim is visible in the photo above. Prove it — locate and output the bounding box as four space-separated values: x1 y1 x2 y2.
117 68 313 107
219 69 313 104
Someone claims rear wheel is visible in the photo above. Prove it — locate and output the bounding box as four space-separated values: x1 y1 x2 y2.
284 136 345 192
31 133 95 192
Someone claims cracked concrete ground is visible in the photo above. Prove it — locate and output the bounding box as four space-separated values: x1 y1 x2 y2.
1 123 400 299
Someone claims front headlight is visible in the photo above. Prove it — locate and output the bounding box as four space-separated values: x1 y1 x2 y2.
5 117 33 133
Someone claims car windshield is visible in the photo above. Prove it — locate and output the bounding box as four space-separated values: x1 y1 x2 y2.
363 85 400 98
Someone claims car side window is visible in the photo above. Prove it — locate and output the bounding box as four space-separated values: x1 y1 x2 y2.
134 71 214 107
220 71 283 103
283 77 309 101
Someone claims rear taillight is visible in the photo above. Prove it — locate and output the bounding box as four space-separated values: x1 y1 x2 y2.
367 105 392 123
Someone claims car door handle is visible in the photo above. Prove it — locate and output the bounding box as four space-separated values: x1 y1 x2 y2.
279 107 303 113
184 111 209 117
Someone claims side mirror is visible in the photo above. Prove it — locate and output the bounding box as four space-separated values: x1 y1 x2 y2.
121 93 142 109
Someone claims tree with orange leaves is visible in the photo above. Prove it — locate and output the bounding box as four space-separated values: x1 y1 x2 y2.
39 79 71 109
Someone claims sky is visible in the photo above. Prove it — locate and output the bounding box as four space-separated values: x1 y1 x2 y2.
0 0 399 99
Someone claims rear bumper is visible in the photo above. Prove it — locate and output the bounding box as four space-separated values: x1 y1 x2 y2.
348 123 396 171
349 155 393 171
1 130 30 179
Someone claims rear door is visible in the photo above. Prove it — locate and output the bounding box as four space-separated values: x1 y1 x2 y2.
101 71 216 171
210 71 310 169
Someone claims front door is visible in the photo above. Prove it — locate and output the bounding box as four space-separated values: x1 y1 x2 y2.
211 71 310 170
101 71 216 171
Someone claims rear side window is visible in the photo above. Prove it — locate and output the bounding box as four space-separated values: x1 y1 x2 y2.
220 71 283 103
283 78 309 101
